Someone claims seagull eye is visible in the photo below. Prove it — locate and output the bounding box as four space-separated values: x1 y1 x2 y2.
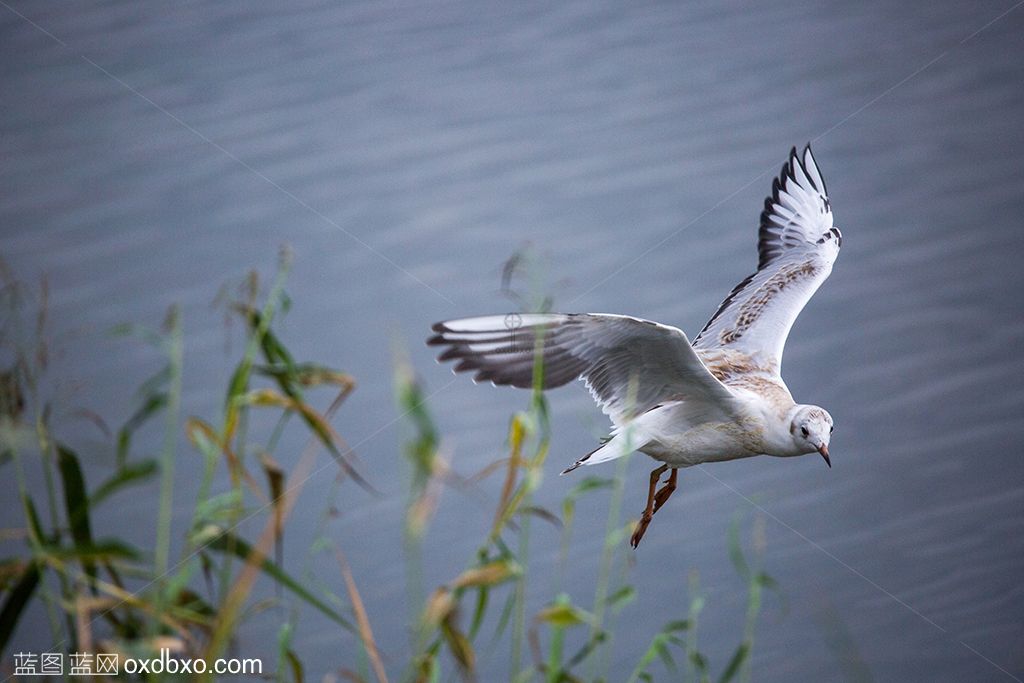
800 427 808 437
830 426 834 434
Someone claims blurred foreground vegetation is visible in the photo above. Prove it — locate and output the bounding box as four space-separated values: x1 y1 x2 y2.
0 252 776 681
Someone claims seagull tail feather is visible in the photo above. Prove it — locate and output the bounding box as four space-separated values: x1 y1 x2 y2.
560 431 642 475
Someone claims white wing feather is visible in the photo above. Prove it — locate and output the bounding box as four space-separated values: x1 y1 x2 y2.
693 145 841 371
429 313 736 425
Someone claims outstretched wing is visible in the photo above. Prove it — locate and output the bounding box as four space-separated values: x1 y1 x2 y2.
429 313 736 424
693 145 841 371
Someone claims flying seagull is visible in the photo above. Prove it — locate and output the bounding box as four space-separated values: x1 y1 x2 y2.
428 145 840 548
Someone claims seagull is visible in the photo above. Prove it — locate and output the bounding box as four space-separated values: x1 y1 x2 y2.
428 145 841 548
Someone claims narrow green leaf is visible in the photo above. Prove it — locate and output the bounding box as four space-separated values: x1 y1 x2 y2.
756 571 780 592
21 493 46 545
117 392 169 464
656 635 679 672
173 588 215 618
135 364 171 402
225 361 250 410
564 630 606 669
89 459 158 508
535 602 592 629
690 650 709 674
468 585 488 640
518 505 562 530
284 650 304 683
661 619 691 633
0 563 40 653
56 445 91 537
206 532 353 633
568 477 614 498
45 540 140 563
728 515 750 579
277 621 304 683
414 653 440 683
192 490 244 525
491 588 517 645
116 431 130 466
56 443 96 583
605 585 636 612
260 328 297 371
717 642 750 683
627 633 668 683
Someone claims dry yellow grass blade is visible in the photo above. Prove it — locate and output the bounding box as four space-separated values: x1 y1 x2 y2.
336 549 388 683
450 560 522 590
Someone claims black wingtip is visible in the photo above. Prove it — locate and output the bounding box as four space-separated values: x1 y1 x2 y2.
437 346 464 361
801 142 828 196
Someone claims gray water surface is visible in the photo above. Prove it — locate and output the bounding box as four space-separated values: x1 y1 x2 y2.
3 0 1024 680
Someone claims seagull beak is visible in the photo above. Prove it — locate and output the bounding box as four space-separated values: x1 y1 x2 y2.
817 444 831 468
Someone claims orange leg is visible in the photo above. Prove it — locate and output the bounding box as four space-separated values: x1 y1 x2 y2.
652 467 678 515
631 464 669 548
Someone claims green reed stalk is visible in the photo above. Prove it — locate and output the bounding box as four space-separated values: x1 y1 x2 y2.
589 451 629 677
687 571 708 683
739 515 767 683
510 502 531 676
217 258 291 604
152 305 183 643
10 438 64 649
36 421 78 646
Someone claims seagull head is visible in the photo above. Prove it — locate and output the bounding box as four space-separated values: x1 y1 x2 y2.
790 405 834 467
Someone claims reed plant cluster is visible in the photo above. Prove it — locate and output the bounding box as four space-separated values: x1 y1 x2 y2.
0 253 774 681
